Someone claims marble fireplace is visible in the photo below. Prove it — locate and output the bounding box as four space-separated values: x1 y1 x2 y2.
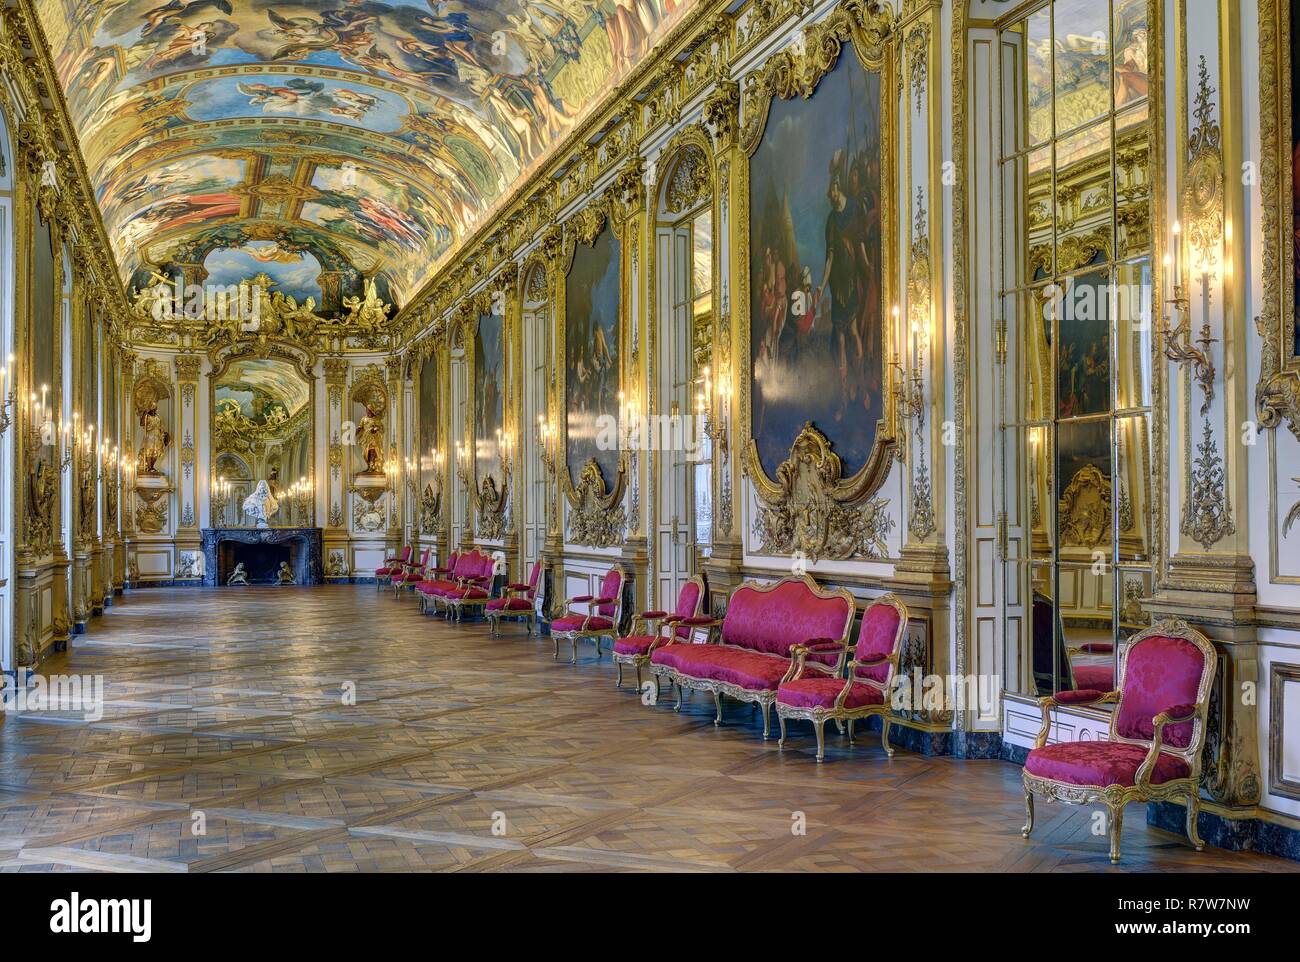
201 527 324 586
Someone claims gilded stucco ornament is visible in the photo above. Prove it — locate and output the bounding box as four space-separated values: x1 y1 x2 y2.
1255 0 1300 439
750 423 895 562
1182 420 1235 549
567 458 626 549
1060 464 1112 548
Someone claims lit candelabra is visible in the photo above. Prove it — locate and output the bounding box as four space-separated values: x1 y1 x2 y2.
454 441 473 488
496 428 515 476
694 366 730 461
1161 220 1216 415
288 476 314 525
535 415 556 474
0 354 14 437
891 305 927 431
212 475 232 525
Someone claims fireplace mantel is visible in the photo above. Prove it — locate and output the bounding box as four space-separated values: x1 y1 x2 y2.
201 527 324 586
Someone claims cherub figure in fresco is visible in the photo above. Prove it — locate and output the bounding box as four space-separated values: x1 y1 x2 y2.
1115 26 1149 106
142 20 238 72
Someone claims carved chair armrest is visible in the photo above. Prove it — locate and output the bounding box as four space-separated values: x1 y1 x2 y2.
1033 690 1120 748
505 582 532 592
570 594 595 603
675 616 722 644
783 640 846 683
1135 706 1198 789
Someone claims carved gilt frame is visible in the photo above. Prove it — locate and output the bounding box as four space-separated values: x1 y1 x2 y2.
1258 0 1300 439
738 0 900 510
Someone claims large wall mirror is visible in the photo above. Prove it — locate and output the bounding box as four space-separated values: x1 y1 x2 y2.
998 0 1154 703
210 355 314 527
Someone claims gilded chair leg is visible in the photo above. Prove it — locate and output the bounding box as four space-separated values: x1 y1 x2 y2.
1021 791 1035 838
847 719 855 744
760 701 771 739
777 713 787 747
673 682 683 712
552 636 561 660
1108 804 1124 864
1186 792 1204 851
880 716 894 757
634 664 643 694
615 662 624 689
569 637 578 665
814 719 826 762
711 689 723 726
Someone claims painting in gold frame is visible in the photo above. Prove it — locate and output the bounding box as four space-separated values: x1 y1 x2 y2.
564 223 621 491
739 3 898 503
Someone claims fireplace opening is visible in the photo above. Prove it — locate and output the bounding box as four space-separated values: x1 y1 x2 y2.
219 541 294 585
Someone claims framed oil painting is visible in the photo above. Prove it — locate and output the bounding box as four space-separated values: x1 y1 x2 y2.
747 40 889 485
474 310 504 489
565 224 621 490
417 349 438 483
1292 0 1300 359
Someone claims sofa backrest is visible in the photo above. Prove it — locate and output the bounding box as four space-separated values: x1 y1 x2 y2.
720 577 853 661
1116 630 1212 750
452 551 481 579
852 595 908 685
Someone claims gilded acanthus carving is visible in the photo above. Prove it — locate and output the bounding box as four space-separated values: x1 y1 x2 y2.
749 423 895 561
1183 56 1224 276
1059 464 1111 548
566 458 625 548
1182 420 1234 550
476 474 508 541
419 483 441 536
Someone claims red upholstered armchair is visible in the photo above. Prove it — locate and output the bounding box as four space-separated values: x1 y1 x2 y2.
391 547 432 597
776 594 908 762
1020 619 1216 863
374 545 412 589
551 566 626 665
612 575 706 692
485 559 542 637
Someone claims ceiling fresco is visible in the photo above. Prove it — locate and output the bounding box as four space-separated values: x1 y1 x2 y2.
36 0 696 311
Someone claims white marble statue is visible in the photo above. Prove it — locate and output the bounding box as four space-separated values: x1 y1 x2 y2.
242 479 280 529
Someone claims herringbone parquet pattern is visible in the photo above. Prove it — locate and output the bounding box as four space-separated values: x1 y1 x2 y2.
0 585 1293 873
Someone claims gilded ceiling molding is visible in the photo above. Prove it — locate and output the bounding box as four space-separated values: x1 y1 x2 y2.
1255 0 1300 439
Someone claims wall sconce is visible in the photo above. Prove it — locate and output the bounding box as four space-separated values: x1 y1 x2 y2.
212 475 232 526
890 304 926 430
497 428 515 476
0 355 14 437
695 365 729 460
454 441 473 487
535 415 556 473
289 476 314 525
1161 222 1216 415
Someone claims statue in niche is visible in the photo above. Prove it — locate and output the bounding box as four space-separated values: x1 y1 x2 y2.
227 563 250 586
276 561 296 585
242 479 280 528
137 396 170 476
357 402 385 475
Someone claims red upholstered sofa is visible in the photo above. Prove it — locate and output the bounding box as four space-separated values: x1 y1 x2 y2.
612 575 706 691
486 559 542 636
415 549 494 615
1021 619 1216 863
648 575 855 738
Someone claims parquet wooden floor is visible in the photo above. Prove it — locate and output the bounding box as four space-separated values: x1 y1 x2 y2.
0 585 1294 873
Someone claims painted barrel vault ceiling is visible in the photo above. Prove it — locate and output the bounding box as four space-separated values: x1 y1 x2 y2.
36 1 694 312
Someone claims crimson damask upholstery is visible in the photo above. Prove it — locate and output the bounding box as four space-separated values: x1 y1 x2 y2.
1114 635 1204 748
774 677 885 710
1024 741 1191 787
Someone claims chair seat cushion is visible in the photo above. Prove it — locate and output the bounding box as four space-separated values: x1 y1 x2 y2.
551 615 614 633
1024 741 1191 787
777 677 884 710
1072 663 1114 690
416 580 452 595
650 644 796 691
487 597 533 612
375 566 400 576
613 634 657 657
445 586 488 601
